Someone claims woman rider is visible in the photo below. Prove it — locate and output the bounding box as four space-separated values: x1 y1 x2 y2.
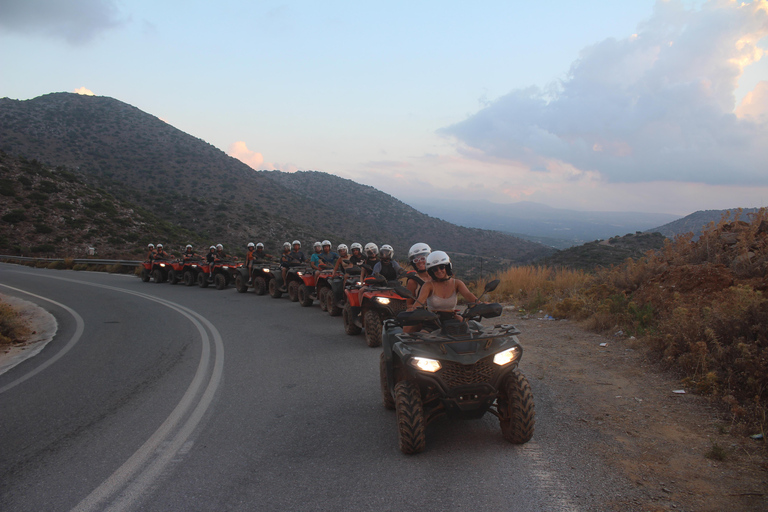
410 251 478 319
403 243 431 333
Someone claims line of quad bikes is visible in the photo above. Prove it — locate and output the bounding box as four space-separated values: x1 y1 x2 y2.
140 256 535 454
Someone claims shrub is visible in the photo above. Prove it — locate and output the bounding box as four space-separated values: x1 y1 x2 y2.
0 301 30 346
2 210 26 224
108 264 124 273
72 264 88 271
47 260 67 270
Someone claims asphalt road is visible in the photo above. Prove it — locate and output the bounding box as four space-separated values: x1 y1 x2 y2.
0 264 630 511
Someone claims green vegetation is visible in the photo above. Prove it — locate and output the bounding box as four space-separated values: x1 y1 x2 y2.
0 300 30 347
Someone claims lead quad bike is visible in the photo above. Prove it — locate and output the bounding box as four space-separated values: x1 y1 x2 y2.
140 259 173 283
380 279 535 454
342 271 409 348
234 261 280 295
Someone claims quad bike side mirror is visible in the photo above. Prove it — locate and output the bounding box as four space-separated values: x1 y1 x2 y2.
484 279 501 294
394 284 414 300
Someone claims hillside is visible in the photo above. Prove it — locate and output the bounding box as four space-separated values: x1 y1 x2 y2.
650 208 761 239
538 231 668 270
0 152 200 258
0 92 554 276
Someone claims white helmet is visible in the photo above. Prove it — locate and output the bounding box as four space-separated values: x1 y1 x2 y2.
247 242 255 248
148 243 155 249
426 250 452 280
321 239 331 247
216 244 223 250
256 243 264 249
157 244 163 249
313 241 322 249
283 242 291 249
337 244 348 253
380 244 394 259
408 243 431 262
292 240 301 247
350 242 362 252
364 243 379 256
210 245 216 250
186 244 193 250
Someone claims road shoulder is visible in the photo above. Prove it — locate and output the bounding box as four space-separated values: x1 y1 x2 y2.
0 293 58 375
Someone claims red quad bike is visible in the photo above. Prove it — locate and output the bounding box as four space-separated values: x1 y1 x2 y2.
196 260 241 290
235 261 280 296
380 279 535 454
167 256 205 285
298 269 335 308
325 268 362 317
342 271 409 348
140 259 173 283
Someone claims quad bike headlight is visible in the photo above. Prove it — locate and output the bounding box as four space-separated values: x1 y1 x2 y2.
493 347 521 366
222 266 229 269
410 357 441 373
159 263 166 267
262 268 270 273
191 264 197 268
375 297 391 305
297 271 304 276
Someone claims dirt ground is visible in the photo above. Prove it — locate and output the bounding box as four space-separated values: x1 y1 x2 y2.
500 309 768 512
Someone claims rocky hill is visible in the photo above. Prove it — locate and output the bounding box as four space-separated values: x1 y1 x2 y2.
538 231 668 270
0 92 554 277
649 208 761 240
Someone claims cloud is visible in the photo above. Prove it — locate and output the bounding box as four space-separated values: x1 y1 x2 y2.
73 86 95 96
440 0 768 186
0 0 125 44
228 141 265 169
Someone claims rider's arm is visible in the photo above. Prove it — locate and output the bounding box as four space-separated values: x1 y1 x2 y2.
409 281 433 311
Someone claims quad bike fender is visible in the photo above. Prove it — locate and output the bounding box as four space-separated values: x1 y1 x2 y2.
235 267 249 279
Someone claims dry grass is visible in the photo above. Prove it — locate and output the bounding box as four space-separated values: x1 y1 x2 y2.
480 208 768 430
0 300 30 347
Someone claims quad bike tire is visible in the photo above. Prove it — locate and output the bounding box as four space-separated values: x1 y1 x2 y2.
268 278 282 298
394 380 426 455
152 269 164 283
364 309 383 348
235 274 248 293
380 352 395 410
287 280 299 302
498 370 535 444
343 304 362 335
326 290 342 317
253 276 267 295
298 284 314 307
183 270 196 286
214 273 227 290
140 268 151 282
197 272 210 288
318 287 328 312
167 269 178 285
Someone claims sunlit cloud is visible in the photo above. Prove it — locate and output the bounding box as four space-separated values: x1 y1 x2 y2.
73 87 95 96
228 141 265 169
440 0 768 187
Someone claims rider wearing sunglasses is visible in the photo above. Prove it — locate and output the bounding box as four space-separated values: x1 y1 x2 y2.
409 251 478 318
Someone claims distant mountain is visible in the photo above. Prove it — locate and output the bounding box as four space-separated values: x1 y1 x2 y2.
409 199 680 247
649 208 763 240
0 92 554 277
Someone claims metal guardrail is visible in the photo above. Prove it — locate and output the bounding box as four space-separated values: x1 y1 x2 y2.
0 256 143 267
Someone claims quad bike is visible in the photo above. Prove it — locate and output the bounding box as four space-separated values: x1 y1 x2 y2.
280 264 311 302
167 256 204 285
234 261 280 296
342 270 409 348
380 279 535 454
324 267 362 317
297 269 335 308
196 260 241 290
140 259 173 283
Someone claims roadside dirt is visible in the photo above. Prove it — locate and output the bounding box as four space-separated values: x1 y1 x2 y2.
500 310 768 512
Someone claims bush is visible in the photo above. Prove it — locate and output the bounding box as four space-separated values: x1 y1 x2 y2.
72 264 88 271
0 301 30 346
108 264 124 273
2 210 26 224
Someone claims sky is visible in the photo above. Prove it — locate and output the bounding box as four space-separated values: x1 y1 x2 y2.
1 0 767 216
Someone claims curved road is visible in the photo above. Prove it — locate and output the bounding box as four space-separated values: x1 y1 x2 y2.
0 263 629 511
